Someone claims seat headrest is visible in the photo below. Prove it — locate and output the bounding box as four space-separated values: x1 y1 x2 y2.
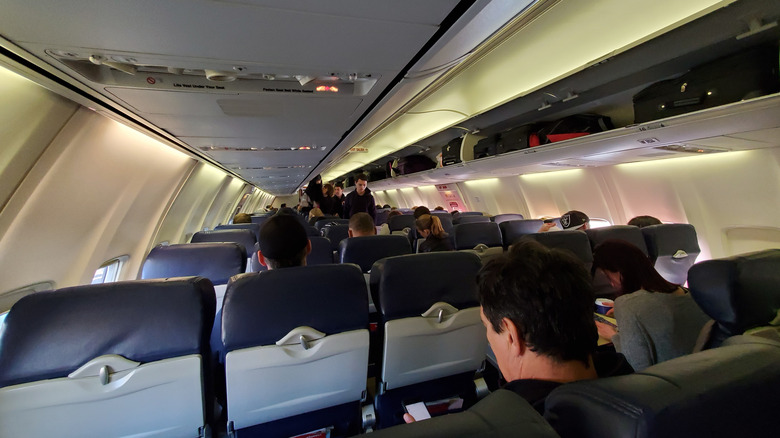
339 235 412 272
141 243 247 283
688 249 780 335
521 231 593 266
215 223 261 241
371 252 481 320
457 215 491 224
322 224 350 250
491 213 524 224
304 225 320 236
641 224 700 260
0 277 215 388
499 220 544 247
190 229 256 256
307 236 335 266
221 264 368 351
455 222 502 250
544 339 780 438
387 215 416 232
586 225 648 255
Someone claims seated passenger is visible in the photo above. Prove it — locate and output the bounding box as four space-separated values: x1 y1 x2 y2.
413 206 431 218
627 215 662 228
307 207 324 226
416 214 453 252
379 210 402 235
434 206 446 211
593 239 711 371
256 214 312 269
348 212 376 237
233 212 251 224
406 241 631 422
538 210 589 232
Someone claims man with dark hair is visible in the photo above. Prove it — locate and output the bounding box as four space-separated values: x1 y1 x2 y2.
628 215 662 228
257 214 311 269
348 212 376 237
476 240 631 413
334 181 346 207
343 173 377 221
413 206 431 219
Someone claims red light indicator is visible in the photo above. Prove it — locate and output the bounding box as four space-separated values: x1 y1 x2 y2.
315 85 339 92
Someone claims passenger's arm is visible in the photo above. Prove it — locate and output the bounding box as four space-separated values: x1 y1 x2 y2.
613 305 654 371
343 195 352 219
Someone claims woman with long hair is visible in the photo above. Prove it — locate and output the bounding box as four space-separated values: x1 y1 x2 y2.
416 214 453 252
593 239 710 370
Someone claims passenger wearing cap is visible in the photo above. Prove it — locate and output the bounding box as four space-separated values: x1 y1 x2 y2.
257 214 312 269
538 210 589 232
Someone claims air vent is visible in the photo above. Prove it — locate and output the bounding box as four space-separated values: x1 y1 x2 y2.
638 152 675 158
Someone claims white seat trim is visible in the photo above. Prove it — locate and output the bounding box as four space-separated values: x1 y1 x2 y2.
0 354 205 438
225 328 369 429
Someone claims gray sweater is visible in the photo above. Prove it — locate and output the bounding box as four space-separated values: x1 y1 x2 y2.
612 290 711 371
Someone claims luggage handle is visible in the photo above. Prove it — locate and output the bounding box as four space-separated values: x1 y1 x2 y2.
670 96 704 108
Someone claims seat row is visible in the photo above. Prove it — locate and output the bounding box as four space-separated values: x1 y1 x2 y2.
1 249 778 437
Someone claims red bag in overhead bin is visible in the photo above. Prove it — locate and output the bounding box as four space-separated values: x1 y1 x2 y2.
533 114 613 146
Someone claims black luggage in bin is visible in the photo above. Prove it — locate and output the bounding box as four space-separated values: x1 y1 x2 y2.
473 134 498 159
497 125 538 153
442 137 462 166
633 45 780 123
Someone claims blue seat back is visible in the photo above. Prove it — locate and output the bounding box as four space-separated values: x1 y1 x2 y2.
339 235 412 273
491 213 524 224
641 223 700 285
457 215 490 224
520 231 593 271
215 223 261 242
141 243 246 284
586 225 648 255
316 218 349 231
499 219 544 248
545 338 780 438
454 222 503 250
191 229 256 258
688 249 780 349
387 214 416 232
308 236 335 265
322 224 350 251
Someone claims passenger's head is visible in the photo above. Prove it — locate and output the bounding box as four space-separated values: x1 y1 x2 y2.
308 207 324 220
413 206 431 219
560 210 589 230
233 213 251 224
592 239 678 295
334 182 344 198
348 212 376 237
280 203 287 208
628 215 662 228
257 214 311 269
355 174 368 195
415 214 447 239
382 204 391 209
322 183 334 197
434 206 445 211
478 241 597 378
387 210 403 220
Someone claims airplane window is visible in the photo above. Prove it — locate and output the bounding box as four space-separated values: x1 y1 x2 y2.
90 256 129 284
588 218 613 229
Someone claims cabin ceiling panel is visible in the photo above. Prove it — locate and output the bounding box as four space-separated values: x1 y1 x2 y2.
1 0 456 71
179 137 338 151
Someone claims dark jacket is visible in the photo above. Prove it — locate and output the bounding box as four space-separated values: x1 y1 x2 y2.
343 187 376 220
419 234 454 253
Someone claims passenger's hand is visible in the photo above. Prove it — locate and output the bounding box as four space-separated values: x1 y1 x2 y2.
595 321 617 341
538 222 557 232
403 413 416 424
606 307 614 317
